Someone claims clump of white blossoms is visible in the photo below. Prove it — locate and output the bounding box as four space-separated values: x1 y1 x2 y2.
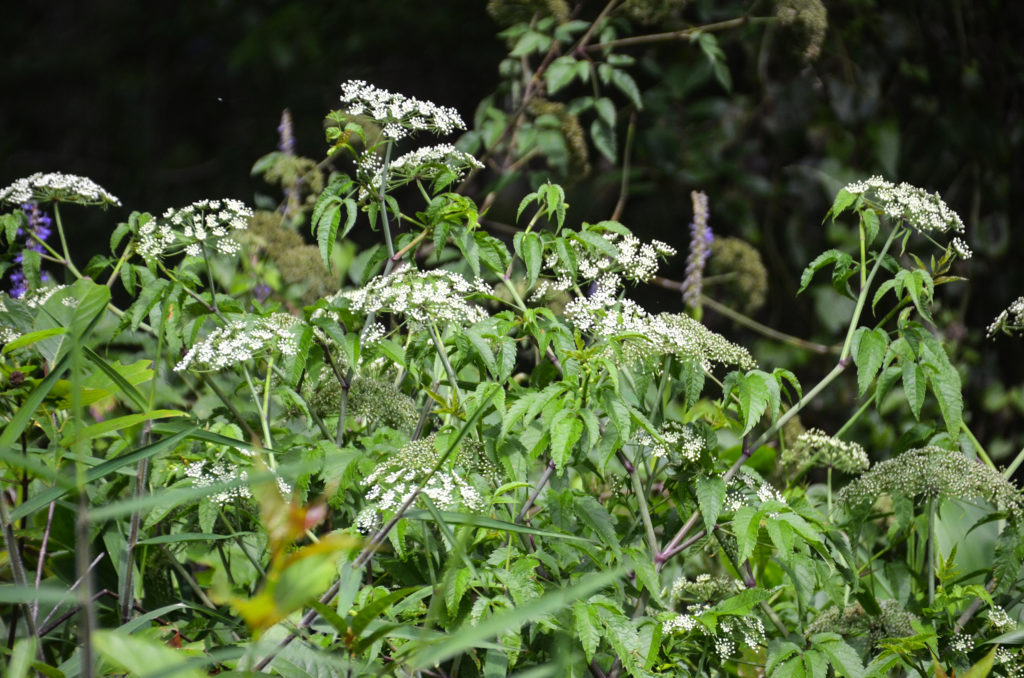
360 435 500 524
988 295 1024 338
0 172 121 207
333 268 493 329
386 144 484 184
357 144 484 201
835 446 1024 518
987 605 1017 632
564 273 755 369
147 198 253 259
183 461 291 505
783 428 870 474
662 602 765 659
339 80 466 141
545 230 675 284
843 175 967 243
175 313 303 372
635 422 705 467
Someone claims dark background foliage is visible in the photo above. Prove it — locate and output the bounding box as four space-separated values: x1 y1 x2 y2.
3 0 1022 462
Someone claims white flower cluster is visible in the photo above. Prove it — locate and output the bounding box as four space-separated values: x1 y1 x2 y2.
662 602 764 658
152 198 253 259
988 605 1017 632
564 273 755 369
183 461 292 505
361 436 499 520
389 144 484 181
553 231 675 284
0 172 121 207
635 422 704 466
174 313 303 372
357 144 484 201
734 467 786 507
951 237 972 260
842 175 967 239
785 428 870 474
339 80 466 140
334 268 492 329
0 325 20 346
21 285 69 309
988 295 1024 338
949 633 974 653
996 648 1024 678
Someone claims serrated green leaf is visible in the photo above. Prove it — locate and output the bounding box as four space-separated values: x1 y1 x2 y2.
545 55 578 94
575 494 620 555
696 475 726 535
609 69 644 109
919 342 962 437
902 360 926 420
827 189 858 222
595 97 616 127
573 601 601 662
522 231 542 287
798 249 848 295
590 119 616 163
853 327 889 396
733 505 760 563
811 633 866 678
409 568 622 670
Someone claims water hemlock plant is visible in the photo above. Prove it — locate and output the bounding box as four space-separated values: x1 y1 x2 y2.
2 9 1024 678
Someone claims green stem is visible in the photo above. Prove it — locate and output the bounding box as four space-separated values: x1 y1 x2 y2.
960 421 996 470
241 364 274 455
200 242 220 314
379 142 395 261
625 452 659 554
927 497 936 606
827 466 833 515
835 396 873 439
104 241 133 288
429 321 463 408
1003 446 1024 481
52 204 85 279
840 225 901 361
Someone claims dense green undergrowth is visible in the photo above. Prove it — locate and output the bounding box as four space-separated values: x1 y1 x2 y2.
3 3 1024 677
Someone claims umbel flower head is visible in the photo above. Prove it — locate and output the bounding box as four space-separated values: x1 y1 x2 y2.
360 434 501 522
564 273 756 370
835 446 1024 519
987 296 1024 339
339 80 466 141
783 428 869 474
140 198 252 260
333 268 493 329
842 176 966 238
0 172 121 207
635 421 706 467
175 313 304 372
551 230 676 284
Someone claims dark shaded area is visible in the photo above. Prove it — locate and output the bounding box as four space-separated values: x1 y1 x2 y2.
3 1 1023 459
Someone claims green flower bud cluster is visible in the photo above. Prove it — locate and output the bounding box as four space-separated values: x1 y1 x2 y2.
783 428 869 474
706 237 768 313
667 573 737 604
348 376 419 432
835 447 1024 519
528 98 591 179
246 210 338 304
486 0 570 26
806 600 918 645
618 0 688 25
775 0 827 61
